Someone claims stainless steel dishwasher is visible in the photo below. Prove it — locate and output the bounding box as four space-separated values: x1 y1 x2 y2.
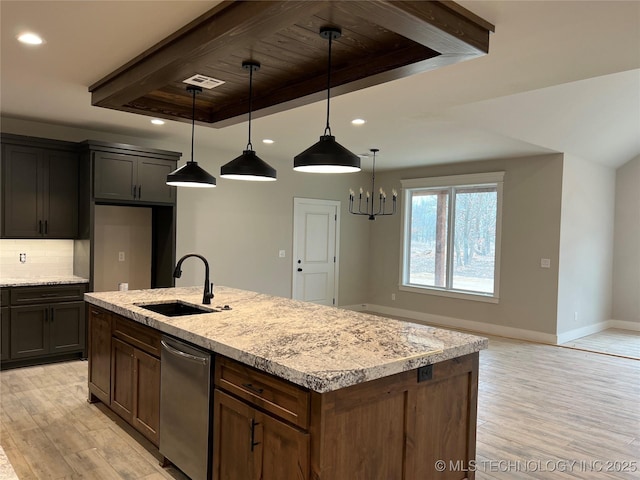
160 336 212 480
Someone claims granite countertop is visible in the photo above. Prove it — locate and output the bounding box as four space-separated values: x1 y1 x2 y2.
0 275 90 287
85 286 488 393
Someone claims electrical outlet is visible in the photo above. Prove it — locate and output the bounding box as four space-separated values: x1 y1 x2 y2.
574 312 579 323
540 258 551 268
279 250 286 258
118 251 125 262
19 253 26 263
391 293 396 301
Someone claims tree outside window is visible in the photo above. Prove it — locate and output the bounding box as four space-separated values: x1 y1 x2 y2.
401 172 503 301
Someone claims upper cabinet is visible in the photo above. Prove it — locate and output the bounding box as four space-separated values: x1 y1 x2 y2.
82 141 180 204
1 134 79 239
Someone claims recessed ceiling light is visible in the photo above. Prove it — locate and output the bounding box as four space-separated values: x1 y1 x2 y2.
262 139 274 144
351 118 366 125
151 119 165 125
17 32 43 45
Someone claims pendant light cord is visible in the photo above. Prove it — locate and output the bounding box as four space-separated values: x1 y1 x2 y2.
190 87 196 163
247 65 254 151
324 33 333 137
370 151 376 215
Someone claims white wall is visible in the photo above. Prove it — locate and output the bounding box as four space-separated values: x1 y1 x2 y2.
556 154 615 337
367 154 564 338
612 155 640 324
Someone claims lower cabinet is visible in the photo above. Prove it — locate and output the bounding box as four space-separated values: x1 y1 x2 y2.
2 284 87 368
88 305 161 446
214 390 310 480
1 306 9 362
213 353 479 480
1 289 9 361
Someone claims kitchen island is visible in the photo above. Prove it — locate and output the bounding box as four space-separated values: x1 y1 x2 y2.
85 286 487 480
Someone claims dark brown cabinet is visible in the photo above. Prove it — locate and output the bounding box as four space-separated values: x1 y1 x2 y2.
214 390 310 480
90 145 178 204
88 306 161 446
214 356 311 480
1 137 79 239
88 306 112 405
3 284 87 368
10 301 85 360
1 290 8 361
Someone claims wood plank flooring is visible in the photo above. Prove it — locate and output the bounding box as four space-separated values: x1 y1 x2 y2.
1 337 639 479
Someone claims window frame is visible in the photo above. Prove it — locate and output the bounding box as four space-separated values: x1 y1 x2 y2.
399 172 504 303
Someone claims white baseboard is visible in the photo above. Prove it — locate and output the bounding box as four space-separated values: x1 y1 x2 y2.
341 303 558 344
608 319 640 332
557 319 640 344
556 322 610 344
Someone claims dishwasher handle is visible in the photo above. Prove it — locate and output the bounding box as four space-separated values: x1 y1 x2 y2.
161 340 209 365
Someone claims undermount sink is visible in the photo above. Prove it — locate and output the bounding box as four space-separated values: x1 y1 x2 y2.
137 301 217 317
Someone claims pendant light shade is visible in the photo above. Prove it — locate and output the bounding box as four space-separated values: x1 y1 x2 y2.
220 61 276 181
167 85 216 188
294 135 360 173
293 26 360 174
221 150 276 181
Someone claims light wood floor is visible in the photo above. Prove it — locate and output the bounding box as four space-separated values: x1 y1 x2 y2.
560 328 640 360
1 337 639 479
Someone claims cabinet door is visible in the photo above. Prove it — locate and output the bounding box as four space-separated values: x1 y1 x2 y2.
2 144 43 237
9 305 49 359
88 307 112 404
132 348 160 445
111 337 134 421
94 152 136 201
213 390 310 480
1 306 9 361
49 301 85 354
45 150 79 238
137 158 175 204
259 408 310 480
214 390 258 480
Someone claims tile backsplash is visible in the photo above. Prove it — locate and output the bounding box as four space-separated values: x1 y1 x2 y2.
0 239 74 277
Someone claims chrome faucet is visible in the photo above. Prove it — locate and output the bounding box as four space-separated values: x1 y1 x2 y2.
173 254 214 305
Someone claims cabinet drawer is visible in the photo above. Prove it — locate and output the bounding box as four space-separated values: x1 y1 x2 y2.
112 315 161 357
1 289 8 307
11 284 86 305
215 356 310 429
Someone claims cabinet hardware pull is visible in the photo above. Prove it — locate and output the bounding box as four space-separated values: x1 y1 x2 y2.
39 220 43 234
40 293 58 298
44 220 48 235
250 418 261 452
138 185 142 199
242 383 264 395
132 185 137 199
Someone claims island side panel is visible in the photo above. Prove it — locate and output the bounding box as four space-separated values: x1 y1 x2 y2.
311 353 479 480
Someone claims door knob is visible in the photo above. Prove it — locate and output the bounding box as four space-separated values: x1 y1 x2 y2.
297 268 303 272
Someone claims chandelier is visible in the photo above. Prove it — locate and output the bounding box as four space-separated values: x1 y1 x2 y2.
348 149 397 220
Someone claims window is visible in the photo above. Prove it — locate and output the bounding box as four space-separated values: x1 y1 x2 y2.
400 172 504 302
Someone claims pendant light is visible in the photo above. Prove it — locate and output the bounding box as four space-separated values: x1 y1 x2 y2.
220 61 277 181
166 85 216 188
294 27 360 174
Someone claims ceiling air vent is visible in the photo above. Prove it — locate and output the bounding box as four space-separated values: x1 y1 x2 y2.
183 74 225 90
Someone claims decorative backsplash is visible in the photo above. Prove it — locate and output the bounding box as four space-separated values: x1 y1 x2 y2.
0 239 74 277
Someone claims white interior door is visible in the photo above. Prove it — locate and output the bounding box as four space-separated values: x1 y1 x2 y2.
292 198 340 306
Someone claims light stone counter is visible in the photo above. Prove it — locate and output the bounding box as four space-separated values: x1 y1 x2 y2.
0 275 89 287
85 286 488 393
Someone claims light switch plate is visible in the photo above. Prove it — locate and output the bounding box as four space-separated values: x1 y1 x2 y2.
540 258 551 268
279 250 286 258
118 251 125 262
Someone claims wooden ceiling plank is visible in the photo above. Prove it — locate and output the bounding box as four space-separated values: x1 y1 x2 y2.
210 43 438 126
343 1 491 55
90 1 330 108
